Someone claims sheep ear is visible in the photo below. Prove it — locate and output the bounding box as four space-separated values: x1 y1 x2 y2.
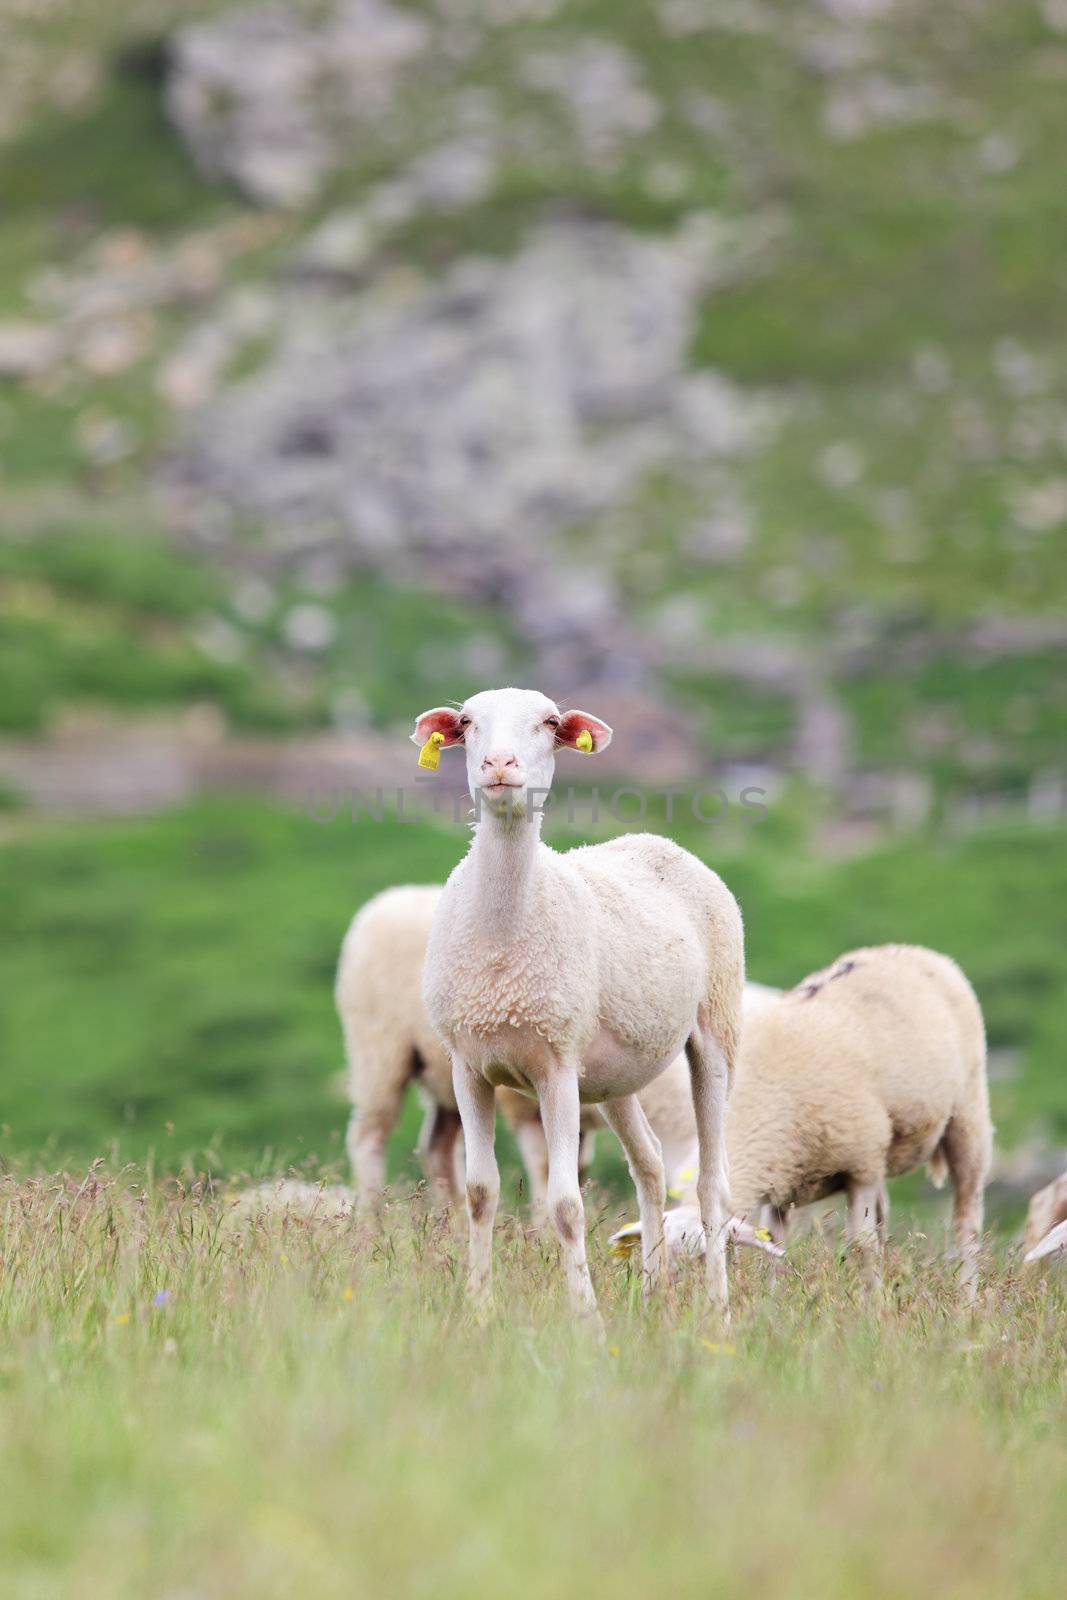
728 1217 785 1258
557 710 612 753
1024 1217 1067 1263
609 1221 643 1259
411 707 465 747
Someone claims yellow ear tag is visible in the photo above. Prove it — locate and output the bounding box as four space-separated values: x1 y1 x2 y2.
575 729 594 753
609 1224 642 1259
418 731 445 771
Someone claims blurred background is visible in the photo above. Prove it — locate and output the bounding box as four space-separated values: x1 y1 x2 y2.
0 0 1064 1220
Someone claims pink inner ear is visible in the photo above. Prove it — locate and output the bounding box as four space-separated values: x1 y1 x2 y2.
413 707 464 746
557 710 612 751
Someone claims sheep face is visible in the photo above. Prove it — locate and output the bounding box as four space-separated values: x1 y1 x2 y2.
412 688 611 819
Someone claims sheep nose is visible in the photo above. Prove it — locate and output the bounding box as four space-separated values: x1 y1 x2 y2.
482 753 518 772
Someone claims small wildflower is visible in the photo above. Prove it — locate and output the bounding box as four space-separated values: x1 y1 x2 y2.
702 1339 736 1357
608 1344 621 1358
113 1312 130 1327
280 1253 290 1265
153 1289 171 1308
163 1338 178 1357
342 1287 354 1303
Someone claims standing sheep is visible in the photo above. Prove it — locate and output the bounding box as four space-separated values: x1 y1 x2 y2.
337 885 462 1211
337 886 772 1218
336 884 597 1214
415 687 745 1328
614 945 993 1298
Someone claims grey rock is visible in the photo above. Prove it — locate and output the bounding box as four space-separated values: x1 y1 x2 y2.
0 321 62 378
519 39 659 169
166 1 430 207
167 221 763 679
822 74 945 141
159 4 791 723
405 136 497 207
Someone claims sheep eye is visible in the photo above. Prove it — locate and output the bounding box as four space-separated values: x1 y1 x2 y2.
458 715 471 730
545 716 560 730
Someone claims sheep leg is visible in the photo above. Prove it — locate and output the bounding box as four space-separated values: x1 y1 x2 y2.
452 1057 500 1316
512 1117 551 1222
417 1103 463 1209
539 1068 602 1331
599 1095 667 1296
845 1179 883 1286
942 1114 988 1304
685 1023 731 1324
875 1183 890 1250
347 1086 407 1217
578 1126 598 1184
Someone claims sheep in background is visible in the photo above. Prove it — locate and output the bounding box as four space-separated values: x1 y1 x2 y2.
633 980 783 1205
416 687 745 1328
1023 1173 1067 1263
614 945 993 1299
336 884 597 1216
1024 1217 1067 1265
727 945 991 1295
337 885 460 1210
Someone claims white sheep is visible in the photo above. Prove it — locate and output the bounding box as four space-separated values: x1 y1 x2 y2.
1023 1173 1067 1264
337 887 777 1220
628 982 783 1206
1024 1217 1067 1265
613 945 993 1297
415 687 745 1327
336 884 597 1215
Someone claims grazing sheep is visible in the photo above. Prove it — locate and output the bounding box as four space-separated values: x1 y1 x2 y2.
1023 1173 1067 1261
613 946 992 1298
415 687 745 1327
335 884 597 1214
728 945 992 1295
1024 1217 1067 1265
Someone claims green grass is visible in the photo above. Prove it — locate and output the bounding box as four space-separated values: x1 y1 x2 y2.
0 527 286 733
0 1170 1064 1600
2 797 1065 1178
0 526 528 733
0 525 218 618
0 67 225 259
280 574 530 733
0 29 238 329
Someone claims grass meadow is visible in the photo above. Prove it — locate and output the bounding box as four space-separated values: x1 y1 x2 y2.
3 795 1066 1176
2 795 1064 1595
0 1168 1064 1600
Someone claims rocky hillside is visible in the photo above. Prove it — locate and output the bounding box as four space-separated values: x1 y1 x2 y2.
1 0 1066 824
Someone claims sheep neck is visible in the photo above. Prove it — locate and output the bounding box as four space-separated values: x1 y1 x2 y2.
468 803 543 943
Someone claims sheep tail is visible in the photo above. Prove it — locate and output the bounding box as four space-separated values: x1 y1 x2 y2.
928 1143 949 1189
